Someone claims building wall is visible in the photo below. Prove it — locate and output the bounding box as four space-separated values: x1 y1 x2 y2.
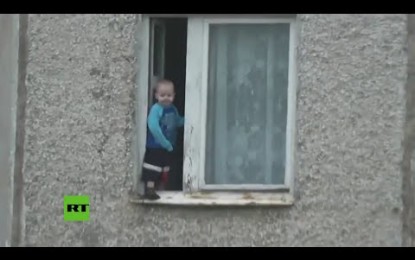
23 14 407 246
402 14 415 247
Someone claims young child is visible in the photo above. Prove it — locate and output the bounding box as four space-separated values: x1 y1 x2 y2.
141 79 184 200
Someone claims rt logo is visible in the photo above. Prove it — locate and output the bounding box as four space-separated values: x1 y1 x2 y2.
64 195 90 222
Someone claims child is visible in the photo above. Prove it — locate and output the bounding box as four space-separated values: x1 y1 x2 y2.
141 79 184 200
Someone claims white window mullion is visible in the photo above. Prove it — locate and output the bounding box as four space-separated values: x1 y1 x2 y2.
183 18 205 193
133 16 150 195
284 22 297 191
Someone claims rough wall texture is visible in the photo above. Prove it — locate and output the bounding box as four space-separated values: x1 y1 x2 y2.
24 14 407 246
402 14 415 247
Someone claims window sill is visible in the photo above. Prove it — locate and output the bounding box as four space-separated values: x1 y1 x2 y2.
129 191 294 206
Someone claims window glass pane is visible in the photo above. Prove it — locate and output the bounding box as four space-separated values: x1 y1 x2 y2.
205 23 290 185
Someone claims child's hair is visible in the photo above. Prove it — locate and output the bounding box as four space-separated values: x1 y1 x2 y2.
153 79 174 93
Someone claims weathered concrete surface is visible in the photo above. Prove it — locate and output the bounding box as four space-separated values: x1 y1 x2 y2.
24 14 406 246
0 14 20 247
402 14 415 247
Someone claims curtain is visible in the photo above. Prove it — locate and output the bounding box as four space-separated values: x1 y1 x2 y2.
205 23 290 185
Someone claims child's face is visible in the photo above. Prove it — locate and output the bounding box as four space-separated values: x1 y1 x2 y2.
155 83 175 106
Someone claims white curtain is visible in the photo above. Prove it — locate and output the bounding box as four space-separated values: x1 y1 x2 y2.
205 23 290 185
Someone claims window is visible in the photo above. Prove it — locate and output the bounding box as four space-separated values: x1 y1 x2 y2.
132 15 298 205
148 19 166 107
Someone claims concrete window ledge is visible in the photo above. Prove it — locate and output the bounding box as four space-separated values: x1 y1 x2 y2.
129 191 294 206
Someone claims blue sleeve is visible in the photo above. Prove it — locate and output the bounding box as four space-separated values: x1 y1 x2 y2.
174 106 185 127
147 105 173 151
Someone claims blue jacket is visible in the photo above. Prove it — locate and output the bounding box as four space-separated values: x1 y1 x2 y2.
146 103 184 151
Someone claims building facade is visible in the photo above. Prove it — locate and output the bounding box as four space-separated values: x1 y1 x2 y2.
1 14 414 246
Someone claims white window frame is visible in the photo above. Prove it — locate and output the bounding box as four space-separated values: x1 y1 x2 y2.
132 14 298 206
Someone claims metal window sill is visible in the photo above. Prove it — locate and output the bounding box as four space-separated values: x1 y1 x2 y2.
129 191 294 206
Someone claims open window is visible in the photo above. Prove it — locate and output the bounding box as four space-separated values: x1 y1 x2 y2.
148 19 166 107
146 17 187 191
133 15 298 206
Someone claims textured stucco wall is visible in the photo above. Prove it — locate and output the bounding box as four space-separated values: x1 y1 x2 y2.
24 14 407 246
402 14 415 247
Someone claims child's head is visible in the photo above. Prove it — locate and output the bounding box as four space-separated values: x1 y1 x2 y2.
154 79 175 107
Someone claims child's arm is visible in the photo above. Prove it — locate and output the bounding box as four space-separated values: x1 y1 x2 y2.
147 105 173 152
174 107 185 127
